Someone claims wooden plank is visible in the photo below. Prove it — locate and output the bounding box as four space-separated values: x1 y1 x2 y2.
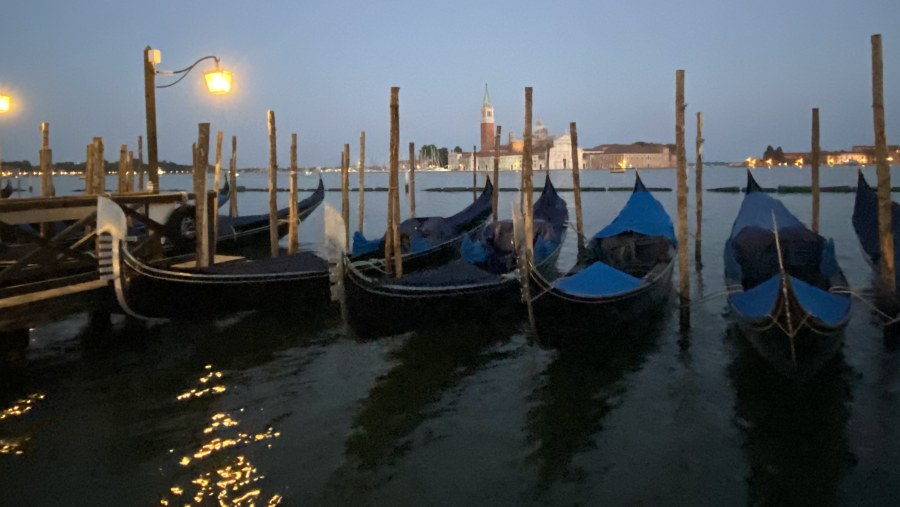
170 254 244 269
0 279 106 310
0 193 187 225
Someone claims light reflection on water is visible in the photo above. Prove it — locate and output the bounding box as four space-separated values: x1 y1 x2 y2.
160 364 283 506
0 393 45 456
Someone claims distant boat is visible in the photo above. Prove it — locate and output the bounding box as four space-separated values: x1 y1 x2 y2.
611 158 631 173
725 171 850 378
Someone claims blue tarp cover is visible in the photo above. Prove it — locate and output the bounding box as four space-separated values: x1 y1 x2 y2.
350 179 494 258
728 189 804 239
594 178 676 244
553 261 643 297
352 231 382 256
728 274 850 327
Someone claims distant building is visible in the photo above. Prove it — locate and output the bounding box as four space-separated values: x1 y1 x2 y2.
546 132 584 169
480 84 495 152
461 86 680 171
824 151 868 165
583 143 676 169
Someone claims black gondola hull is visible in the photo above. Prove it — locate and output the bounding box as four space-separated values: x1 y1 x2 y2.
119 255 332 320
733 321 846 381
532 259 674 347
344 269 521 340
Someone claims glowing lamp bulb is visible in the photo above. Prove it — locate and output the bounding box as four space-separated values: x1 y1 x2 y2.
204 69 232 94
0 95 10 113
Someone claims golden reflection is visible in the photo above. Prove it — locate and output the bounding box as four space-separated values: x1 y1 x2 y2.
161 364 284 505
163 407 281 504
0 393 45 421
163 453 282 506
0 436 31 455
176 365 227 401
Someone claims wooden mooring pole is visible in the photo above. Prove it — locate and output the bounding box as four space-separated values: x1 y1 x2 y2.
40 123 53 197
137 136 144 191
85 144 94 195
570 122 584 254
811 108 821 234
288 133 299 255
522 87 536 331
91 137 104 195
472 145 477 202
695 112 704 267
358 131 366 233
213 130 223 238
194 123 211 268
126 151 134 193
409 142 416 218
388 87 402 277
493 125 501 223
117 145 128 193
39 122 54 198
872 34 895 294
676 69 690 329
267 110 279 259
342 143 351 248
229 136 238 218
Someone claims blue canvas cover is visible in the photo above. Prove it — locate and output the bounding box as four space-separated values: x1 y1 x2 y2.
726 171 850 330
594 175 676 244
464 178 566 274
372 177 567 287
728 274 850 328
551 173 674 299
351 178 493 258
553 260 643 297
725 172 834 289
727 174 803 238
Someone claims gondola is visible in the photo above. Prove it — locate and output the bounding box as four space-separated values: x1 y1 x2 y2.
1 180 12 199
530 173 675 346
215 179 231 209
851 171 900 289
725 171 851 377
162 178 325 254
97 195 331 320
344 175 565 339
350 178 493 271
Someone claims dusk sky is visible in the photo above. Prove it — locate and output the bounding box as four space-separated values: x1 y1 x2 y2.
1 0 898 167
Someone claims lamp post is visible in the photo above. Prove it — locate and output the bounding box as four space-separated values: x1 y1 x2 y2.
143 46 232 193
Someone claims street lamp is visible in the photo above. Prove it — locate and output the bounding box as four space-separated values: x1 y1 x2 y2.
0 93 10 113
143 46 233 192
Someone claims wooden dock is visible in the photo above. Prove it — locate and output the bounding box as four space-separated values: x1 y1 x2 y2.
0 192 188 334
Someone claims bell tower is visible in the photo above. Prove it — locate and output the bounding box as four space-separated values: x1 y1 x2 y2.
480 83 495 152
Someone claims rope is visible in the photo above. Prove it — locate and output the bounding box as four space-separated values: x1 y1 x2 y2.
524 255 900 331
833 286 900 325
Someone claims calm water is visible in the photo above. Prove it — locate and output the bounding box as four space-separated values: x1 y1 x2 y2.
2 166 900 506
